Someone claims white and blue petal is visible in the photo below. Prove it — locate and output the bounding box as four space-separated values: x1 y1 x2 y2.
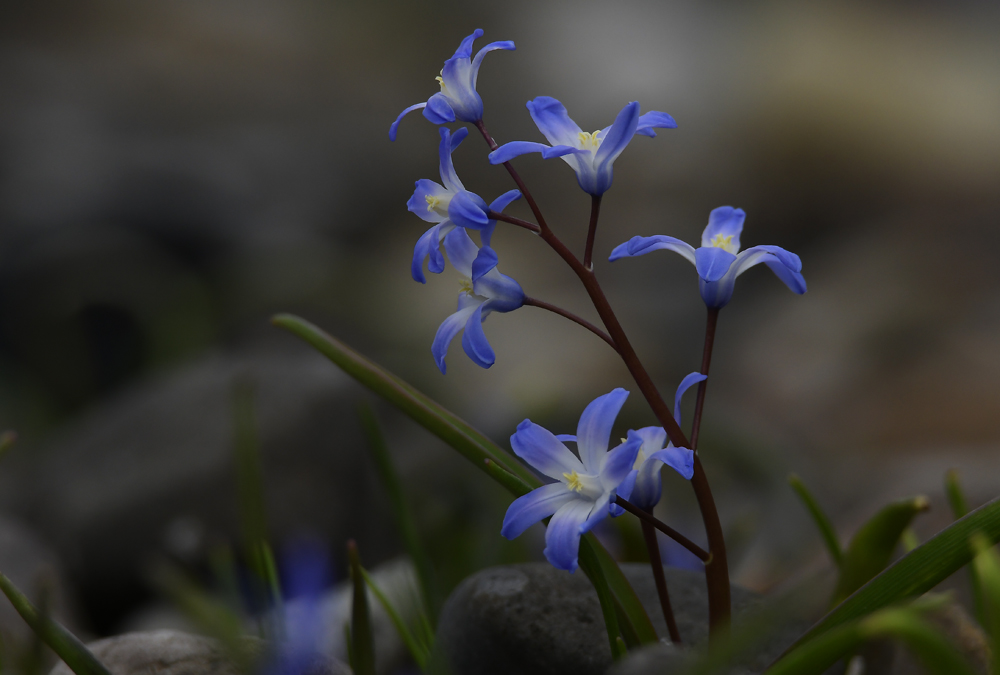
609 470 638 516
674 372 707 426
448 190 491 230
695 246 737 282
510 419 586 481
431 298 479 374
592 102 640 179
609 235 697 266
438 127 467 192
647 445 695 481
411 221 454 283
389 103 427 142
442 228 479 277
461 302 495 369
407 179 450 223
526 96 584 147
424 93 457 124
543 499 594 572
501 483 575 540
481 189 522 246
764 258 807 295
634 110 678 137
471 40 516 87
701 206 745 251
475 269 525 312
576 388 630 472
600 431 643 489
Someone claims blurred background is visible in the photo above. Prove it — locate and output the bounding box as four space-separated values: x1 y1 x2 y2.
0 0 998 653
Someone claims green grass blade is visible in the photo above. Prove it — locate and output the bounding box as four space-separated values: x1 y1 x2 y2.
781 493 1000 657
832 496 929 606
361 567 429 670
577 538 626 660
971 534 1000 675
947 470 984 626
0 571 112 675
348 541 376 675
769 602 977 675
788 474 843 569
272 315 658 647
358 403 440 624
271 314 537 487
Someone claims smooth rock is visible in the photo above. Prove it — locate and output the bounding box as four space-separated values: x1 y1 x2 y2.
434 563 809 675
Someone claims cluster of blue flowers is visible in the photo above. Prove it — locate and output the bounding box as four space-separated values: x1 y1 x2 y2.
391 30 807 571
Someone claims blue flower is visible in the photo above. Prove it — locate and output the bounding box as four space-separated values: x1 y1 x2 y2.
432 228 524 373
389 29 515 141
611 373 704 513
487 96 676 195
609 206 807 308
501 389 642 572
410 126 521 283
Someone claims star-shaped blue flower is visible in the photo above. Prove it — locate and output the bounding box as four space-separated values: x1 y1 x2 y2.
410 126 520 283
390 29 515 141
432 228 524 373
487 96 676 195
610 206 807 308
501 389 642 572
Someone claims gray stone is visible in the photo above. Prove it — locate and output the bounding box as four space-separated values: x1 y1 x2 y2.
434 563 810 675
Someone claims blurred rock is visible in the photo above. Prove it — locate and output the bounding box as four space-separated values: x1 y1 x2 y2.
48 630 349 675
10 345 398 629
0 513 79 646
603 643 691 675
434 562 810 675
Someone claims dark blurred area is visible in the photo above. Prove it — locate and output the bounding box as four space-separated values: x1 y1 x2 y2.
0 0 998 645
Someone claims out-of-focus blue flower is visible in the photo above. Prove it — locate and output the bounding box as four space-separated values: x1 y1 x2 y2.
611 373 704 514
487 96 676 195
609 206 807 308
389 29 515 140
432 228 524 373
410 126 520 283
501 389 642 572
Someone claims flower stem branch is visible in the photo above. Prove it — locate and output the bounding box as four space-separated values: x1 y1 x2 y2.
477 118 730 632
614 497 709 562
640 518 682 643
523 296 619 353
486 210 541 234
689 308 719 449
584 195 602 270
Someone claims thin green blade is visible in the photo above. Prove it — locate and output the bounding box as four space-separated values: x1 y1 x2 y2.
348 541 376 675
781 493 1000 657
971 535 1000 675
788 474 843 569
361 567 430 670
831 496 929 606
947 470 984 626
0 571 112 675
358 403 440 624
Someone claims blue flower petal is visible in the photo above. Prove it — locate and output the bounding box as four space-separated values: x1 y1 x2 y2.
438 127 467 192
634 110 678 137
593 101 640 171
407 179 449 224
764 258 807 295
600 431 642 488
630 456 663 511
751 245 802 273
443 227 479 277
699 276 736 309
471 40 515 86
510 419 586 481
610 470 638 515
476 271 525 312
576 388 629 471
695 246 737 282
701 206 746 249
489 141 554 165
556 434 577 443
648 445 695 480
471 246 499 282
453 29 484 59
543 499 594 572
424 93 456 124
674 372 707 426
389 102 427 141
609 235 697 265
526 96 584 147
501 483 575 540
431 301 478 374
580 493 613 534
448 190 491 230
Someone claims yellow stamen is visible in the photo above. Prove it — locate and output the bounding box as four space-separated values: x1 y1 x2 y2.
709 234 735 251
425 194 442 212
578 130 602 149
459 278 474 294
436 71 447 93
563 471 585 493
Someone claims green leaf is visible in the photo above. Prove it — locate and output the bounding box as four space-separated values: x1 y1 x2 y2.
971 534 1000 675
0 571 112 675
782 493 1000 658
273 314 659 646
361 567 430 670
788 473 843 569
358 403 440 624
348 541 376 675
947 470 985 626
769 599 977 675
577 538 626 660
831 496 929 606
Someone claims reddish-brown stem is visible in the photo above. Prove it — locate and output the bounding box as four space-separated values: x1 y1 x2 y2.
476 118 730 633
640 518 682 643
614 497 709 561
583 195 602 270
486 210 541 234
523 297 619 353
689 308 718 449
